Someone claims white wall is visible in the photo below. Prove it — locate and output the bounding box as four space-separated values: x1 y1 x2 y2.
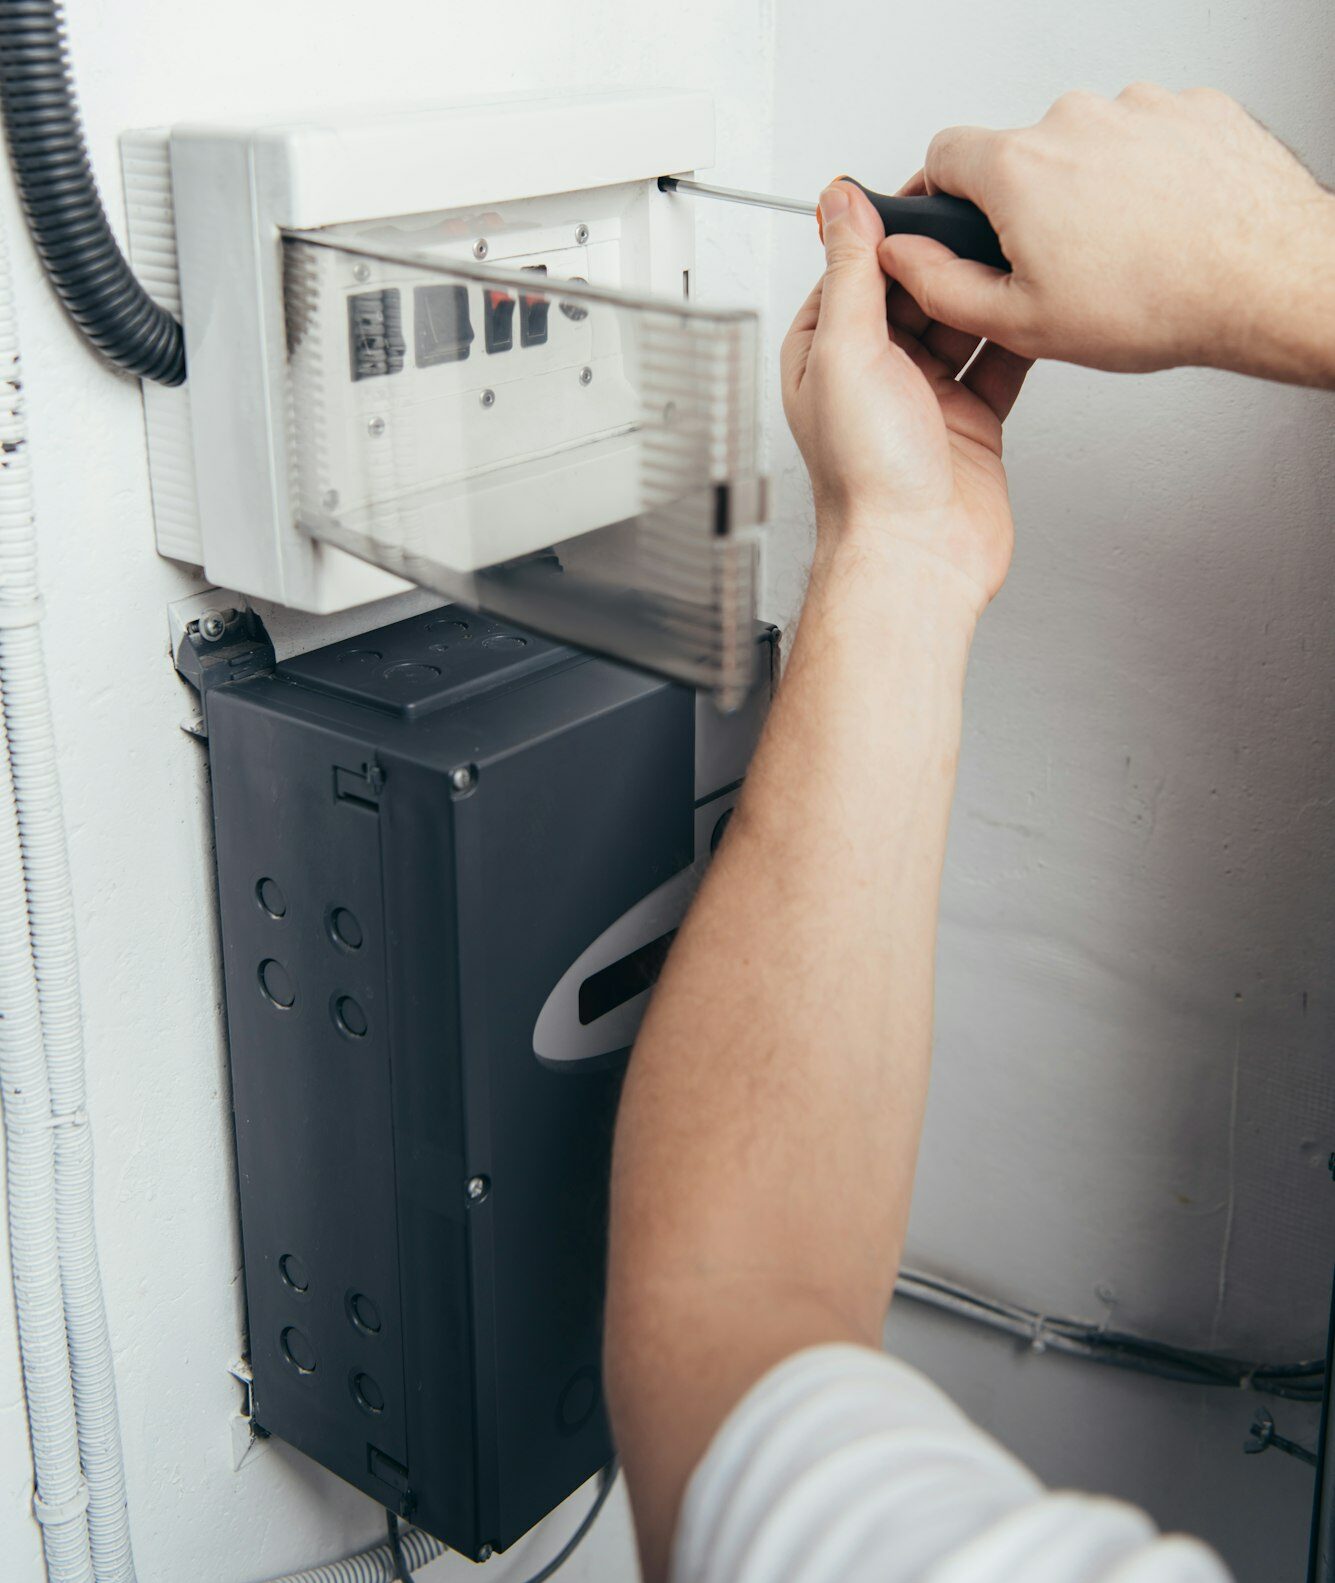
759 3 1335 1579
0 2 775 1579
1 1 1332 1581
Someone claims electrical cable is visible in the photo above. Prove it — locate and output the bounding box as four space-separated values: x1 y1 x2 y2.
0 0 186 384
385 1512 413 1583
517 1460 619 1583
897 1267 1324 1403
260 1463 617 1583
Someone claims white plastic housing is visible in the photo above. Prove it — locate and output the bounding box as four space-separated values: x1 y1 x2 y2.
124 92 717 614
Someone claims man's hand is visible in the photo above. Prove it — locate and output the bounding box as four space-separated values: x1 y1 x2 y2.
878 85 1335 388
783 180 1029 613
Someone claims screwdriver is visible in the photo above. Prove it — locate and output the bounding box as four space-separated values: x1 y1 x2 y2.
657 175 1009 273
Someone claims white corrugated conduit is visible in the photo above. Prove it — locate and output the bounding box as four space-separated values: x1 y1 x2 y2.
0 209 98 1582
0 252 137 1578
263 1527 446 1583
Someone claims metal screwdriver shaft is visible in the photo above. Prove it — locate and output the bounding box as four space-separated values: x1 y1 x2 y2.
657 176 817 217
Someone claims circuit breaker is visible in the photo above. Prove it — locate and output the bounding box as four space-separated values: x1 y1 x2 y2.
205 603 774 1557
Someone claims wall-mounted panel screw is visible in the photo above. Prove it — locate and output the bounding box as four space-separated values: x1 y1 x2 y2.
449 765 475 792
574 224 589 244
352 262 371 283
479 388 496 408
199 610 226 642
366 416 386 438
466 1175 489 1202
473 238 489 260
1244 1408 1318 1466
579 366 593 386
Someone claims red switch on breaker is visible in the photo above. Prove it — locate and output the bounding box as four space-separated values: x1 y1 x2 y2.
484 289 515 353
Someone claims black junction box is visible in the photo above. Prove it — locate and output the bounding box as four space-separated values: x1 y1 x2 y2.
206 603 774 1558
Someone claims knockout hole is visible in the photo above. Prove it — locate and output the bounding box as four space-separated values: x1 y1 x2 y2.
328 906 364 951
332 995 368 1039
351 1371 385 1414
347 1290 382 1335
279 1253 310 1293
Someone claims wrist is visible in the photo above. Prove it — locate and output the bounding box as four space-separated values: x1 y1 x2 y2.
1210 191 1335 388
810 509 991 633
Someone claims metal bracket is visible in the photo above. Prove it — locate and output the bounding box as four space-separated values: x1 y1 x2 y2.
228 1356 270 1473
1245 1407 1317 1467
168 588 275 738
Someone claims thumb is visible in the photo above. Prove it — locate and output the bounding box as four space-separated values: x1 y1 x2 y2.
877 233 1021 345
812 181 889 346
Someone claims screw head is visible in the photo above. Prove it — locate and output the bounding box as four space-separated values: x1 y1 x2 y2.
574 224 589 244
473 238 489 260
198 609 226 642
476 1544 494 1562
479 388 496 409
366 416 386 438
352 262 371 283
466 1175 489 1202
578 366 593 386
449 764 475 792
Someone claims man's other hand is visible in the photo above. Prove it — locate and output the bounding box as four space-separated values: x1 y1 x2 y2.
878 85 1335 387
782 180 1030 615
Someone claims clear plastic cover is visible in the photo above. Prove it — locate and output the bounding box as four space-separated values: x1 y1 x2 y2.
283 228 765 709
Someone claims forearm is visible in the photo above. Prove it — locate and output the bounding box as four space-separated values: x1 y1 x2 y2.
1212 190 1335 388
605 526 978 1576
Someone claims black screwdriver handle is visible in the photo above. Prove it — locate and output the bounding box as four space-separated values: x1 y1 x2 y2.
843 178 1010 273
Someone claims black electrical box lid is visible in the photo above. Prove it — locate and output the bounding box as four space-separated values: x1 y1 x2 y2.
279 606 578 720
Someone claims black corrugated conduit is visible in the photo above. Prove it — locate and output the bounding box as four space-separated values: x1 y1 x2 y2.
0 0 185 384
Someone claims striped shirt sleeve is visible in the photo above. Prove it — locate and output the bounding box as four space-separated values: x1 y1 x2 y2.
670 1344 1232 1583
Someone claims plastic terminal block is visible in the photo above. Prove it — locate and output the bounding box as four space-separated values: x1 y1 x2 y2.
349 288 406 380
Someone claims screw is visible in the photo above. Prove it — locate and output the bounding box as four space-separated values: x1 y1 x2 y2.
1095 1283 1116 1306
321 489 339 510
449 764 475 792
476 1544 494 1562
1244 1408 1318 1466
579 366 593 386
466 1175 489 1202
473 238 489 260
479 388 496 409
198 609 226 642
366 416 386 438
574 224 589 244
352 262 371 283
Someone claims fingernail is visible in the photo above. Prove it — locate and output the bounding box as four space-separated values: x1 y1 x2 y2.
818 183 851 226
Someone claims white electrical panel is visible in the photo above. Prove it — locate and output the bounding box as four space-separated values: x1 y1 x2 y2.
123 92 768 706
